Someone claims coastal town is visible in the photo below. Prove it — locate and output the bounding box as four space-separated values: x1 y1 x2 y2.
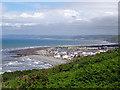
37 45 119 61
8 44 119 66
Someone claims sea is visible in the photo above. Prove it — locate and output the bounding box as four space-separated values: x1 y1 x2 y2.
1 38 112 74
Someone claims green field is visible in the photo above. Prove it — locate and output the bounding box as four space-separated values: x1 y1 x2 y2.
2 49 119 88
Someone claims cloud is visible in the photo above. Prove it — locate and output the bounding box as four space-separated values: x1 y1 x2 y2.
63 9 79 17
2 14 118 35
20 12 44 18
2 23 37 27
3 8 117 24
3 14 17 19
2 2 118 35
104 11 116 16
3 12 44 20
2 9 82 25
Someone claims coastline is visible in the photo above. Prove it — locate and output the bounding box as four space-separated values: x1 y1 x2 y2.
1 43 118 74
8 47 51 57
41 38 118 44
8 43 119 58
8 46 67 66
7 43 119 64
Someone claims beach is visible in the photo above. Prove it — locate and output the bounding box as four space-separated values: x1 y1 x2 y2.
8 46 67 66
8 47 51 56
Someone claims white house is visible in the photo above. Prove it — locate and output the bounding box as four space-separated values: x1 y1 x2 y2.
70 54 74 57
82 52 86 55
99 50 106 52
54 54 61 58
62 55 69 59
60 51 67 55
74 52 78 55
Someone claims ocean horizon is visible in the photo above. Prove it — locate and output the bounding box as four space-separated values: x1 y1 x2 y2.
2 38 112 50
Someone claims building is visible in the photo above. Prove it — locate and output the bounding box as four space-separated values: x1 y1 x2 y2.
54 54 61 59
62 55 69 59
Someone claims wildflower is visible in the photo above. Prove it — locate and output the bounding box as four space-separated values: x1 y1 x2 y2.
108 50 110 54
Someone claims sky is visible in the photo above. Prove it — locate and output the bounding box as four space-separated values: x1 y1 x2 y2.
2 2 118 35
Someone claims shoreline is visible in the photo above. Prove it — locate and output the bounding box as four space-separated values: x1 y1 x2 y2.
1 43 119 74
8 47 51 57
8 43 119 57
8 46 67 66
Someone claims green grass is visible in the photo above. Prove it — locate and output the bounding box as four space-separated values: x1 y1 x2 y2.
2 49 120 88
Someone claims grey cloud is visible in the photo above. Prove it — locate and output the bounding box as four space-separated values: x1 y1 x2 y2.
2 2 118 35
2 15 118 35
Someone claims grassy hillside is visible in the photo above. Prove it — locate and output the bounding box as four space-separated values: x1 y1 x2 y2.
2 49 120 88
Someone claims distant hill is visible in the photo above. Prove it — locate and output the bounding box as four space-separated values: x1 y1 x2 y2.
104 35 119 43
2 35 119 43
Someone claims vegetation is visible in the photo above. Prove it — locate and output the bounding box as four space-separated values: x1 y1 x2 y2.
2 49 120 88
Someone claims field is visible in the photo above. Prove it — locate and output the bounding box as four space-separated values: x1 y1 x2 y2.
2 49 119 88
